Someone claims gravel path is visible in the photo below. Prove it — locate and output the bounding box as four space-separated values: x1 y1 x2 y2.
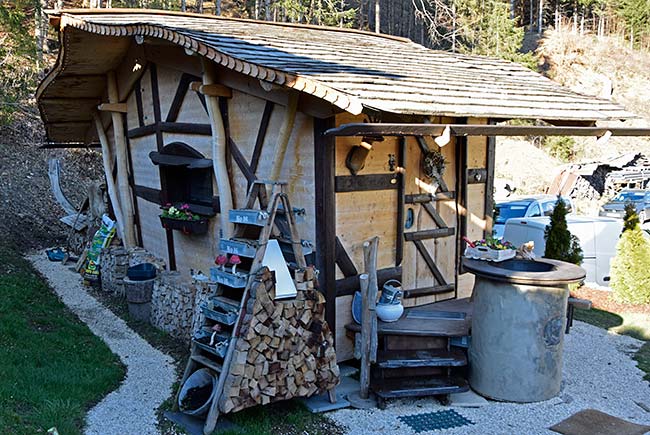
30 254 177 435
331 322 650 435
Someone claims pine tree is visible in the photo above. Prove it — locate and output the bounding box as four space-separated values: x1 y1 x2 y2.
610 204 650 305
543 196 583 264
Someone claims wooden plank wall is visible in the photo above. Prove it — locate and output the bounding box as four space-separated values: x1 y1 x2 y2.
458 117 489 298
122 62 316 277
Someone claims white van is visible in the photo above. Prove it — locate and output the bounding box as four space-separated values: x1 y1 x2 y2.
502 216 623 287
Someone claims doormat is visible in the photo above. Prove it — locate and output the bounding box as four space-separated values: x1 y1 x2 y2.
550 409 650 435
398 409 474 433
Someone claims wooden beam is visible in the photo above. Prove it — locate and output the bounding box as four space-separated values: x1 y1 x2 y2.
166 73 199 122
413 239 447 286
128 122 212 139
422 202 447 228
97 103 128 113
404 228 455 241
133 185 162 204
325 123 650 138
335 236 358 278
403 284 455 298
335 266 402 297
228 138 256 183
396 137 405 266
335 173 398 193
405 192 456 203
108 70 136 248
250 101 275 176
314 116 336 343
484 125 496 238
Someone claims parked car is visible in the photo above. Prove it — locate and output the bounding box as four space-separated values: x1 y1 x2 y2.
599 189 650 222
493 195 574 239
503 216 622 287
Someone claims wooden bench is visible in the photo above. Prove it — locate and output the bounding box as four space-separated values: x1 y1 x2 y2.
566 297 592 333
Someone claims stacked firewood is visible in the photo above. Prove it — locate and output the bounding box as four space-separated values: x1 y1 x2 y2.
218 267 339 414
150 271 195 339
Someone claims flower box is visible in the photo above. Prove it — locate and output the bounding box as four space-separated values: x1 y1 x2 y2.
159 216 209 235
464 246 516 262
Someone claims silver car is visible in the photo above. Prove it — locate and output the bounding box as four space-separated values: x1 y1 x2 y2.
493 195 574 239
599 189 650 222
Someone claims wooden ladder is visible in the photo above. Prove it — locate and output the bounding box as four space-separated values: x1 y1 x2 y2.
175 180 307 435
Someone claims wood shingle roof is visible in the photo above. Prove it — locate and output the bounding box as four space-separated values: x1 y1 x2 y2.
39 9 635 143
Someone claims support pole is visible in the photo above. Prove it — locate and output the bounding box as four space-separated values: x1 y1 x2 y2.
107 71 136 247
269 93 299 181
93 113 125 243
202 58 234 239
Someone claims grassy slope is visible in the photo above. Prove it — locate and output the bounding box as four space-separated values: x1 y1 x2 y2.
574 308 650 381
0 248 125 435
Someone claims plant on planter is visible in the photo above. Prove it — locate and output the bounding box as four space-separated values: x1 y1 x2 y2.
161 203 202 221
160 203 209 235
215 254 228 271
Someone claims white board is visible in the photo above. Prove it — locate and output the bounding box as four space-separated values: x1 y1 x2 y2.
262 239 297 300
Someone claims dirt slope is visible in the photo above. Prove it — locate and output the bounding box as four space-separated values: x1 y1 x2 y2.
0 113 103 251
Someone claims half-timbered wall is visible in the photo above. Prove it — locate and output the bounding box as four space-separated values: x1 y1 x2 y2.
122 60 316 277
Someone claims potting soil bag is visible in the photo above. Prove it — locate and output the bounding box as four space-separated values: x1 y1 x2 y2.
84 214 116 281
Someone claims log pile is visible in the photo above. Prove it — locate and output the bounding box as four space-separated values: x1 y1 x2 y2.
150 271 195 339
100 246 129 295
100 246 166 298
218 267 339 414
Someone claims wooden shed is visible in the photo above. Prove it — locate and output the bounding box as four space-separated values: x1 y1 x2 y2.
38 9 642 362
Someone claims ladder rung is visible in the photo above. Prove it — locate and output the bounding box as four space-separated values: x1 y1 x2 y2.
210 267 249 288
229 209 269 226
191 354 223 373
219 238 258 258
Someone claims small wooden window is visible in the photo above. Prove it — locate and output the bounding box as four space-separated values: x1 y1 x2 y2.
150 142 216 216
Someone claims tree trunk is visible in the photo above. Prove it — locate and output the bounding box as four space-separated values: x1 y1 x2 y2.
538 0 543 34
215 0 221 15
197 0 203 14
181 0 186 11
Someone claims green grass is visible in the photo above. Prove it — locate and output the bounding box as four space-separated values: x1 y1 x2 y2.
0 246 125 435
574 307 650 381
219 400 344 435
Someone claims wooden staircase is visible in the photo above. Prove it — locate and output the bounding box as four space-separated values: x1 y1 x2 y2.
347 304 470 409
176 180 308 435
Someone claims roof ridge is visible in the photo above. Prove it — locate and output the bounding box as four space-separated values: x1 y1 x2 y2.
48 8 414 44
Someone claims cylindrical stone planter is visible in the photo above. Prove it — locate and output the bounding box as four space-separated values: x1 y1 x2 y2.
464 258 585 403
124 277 154 322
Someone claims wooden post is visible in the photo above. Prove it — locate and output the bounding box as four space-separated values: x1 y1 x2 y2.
93 113 125 243
107 71 136 248
359 273 371 399
202 58 234 239
269 93 298 181
363 237 379 365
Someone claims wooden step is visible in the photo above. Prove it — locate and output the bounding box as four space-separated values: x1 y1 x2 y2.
229 209 269 226
346 309 469 337
191 354 223 373
376 349 467 369
372 376 468 399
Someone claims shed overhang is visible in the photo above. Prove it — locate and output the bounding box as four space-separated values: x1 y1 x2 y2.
38 9 639 145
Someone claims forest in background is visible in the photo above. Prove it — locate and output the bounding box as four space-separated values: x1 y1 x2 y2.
1 0 650 140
